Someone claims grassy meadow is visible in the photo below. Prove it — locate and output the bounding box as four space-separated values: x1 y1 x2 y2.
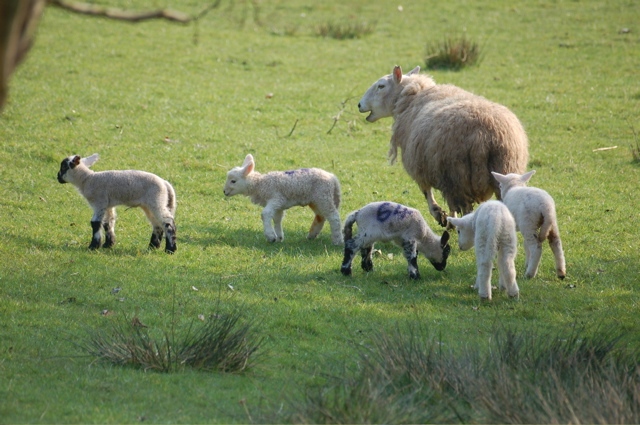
1 0 639 422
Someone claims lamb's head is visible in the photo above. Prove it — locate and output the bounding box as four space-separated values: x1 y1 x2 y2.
491 170 536 198
358 65 420 122
57 154 99 184
447 214 475 251
224 154 255 197
427 230 451 271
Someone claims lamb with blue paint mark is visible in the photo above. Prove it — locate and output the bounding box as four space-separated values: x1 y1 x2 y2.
224 154 343 244
491 170 566 279
447 200 519 300
340 201 450 279
57 154 177 253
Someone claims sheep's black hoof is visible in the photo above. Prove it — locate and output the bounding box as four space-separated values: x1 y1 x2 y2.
88 242 100 250
409 271 421 280
361 259 374 272
340 266 352 276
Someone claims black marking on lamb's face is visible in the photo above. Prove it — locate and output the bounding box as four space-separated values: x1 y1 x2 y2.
57 158 72 183
429 243 451 271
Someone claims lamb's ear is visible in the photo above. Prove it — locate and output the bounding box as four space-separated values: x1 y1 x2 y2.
521 170 536 183
81 154 100 168
392 65 403 84
491 171 506 183
407 66 420 76
447 217 462 228
70 155 81 168
440 230 450 247
242 154 255 176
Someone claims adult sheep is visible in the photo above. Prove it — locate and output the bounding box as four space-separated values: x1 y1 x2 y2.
358 65 529 227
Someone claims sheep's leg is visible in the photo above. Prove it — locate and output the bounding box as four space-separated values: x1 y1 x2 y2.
402 239 420 280
89 209 106 250
307 203 325 240
149 226 164 249
524 232 542 279
327 210 344 246
360 245 374 272
475 250 493 300
261 204 279 243
102 208 117 248
273 210 285 242
421 188 447 227
548 229 566 279
498 247 519 299
163 218 177 254
341 238 361 276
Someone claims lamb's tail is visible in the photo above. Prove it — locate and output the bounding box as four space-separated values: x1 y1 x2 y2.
343 210 358 241
165 180 177 216
538 212 553 243
333 177 342 209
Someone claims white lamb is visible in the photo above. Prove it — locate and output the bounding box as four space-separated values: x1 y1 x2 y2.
223 154 343 245
57 154 177 253
340 201 450 279
491 170 566 279
447 200 519 300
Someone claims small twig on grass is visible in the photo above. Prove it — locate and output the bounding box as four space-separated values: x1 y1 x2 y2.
592 146 618 152
327 95 357 134
274 119 299 138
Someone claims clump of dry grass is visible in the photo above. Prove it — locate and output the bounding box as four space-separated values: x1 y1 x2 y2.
316 20 376 39
425 36 481 70
82 310 264 373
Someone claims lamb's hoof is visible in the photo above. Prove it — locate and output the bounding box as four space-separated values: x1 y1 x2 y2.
340 266 352 276
332 238 344 246
557 271 566 279
409 272 421 280
361 260 374 272
479 296 491 302
88 242 100 250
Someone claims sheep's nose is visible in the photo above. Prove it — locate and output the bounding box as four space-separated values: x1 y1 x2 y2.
357 102 361 109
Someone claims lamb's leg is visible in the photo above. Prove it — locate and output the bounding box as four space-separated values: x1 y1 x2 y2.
163 218 177 254
524 232 542 279
261 204 279 243
89 209 106 250
421 188 447 227
102 207 117 248
360 245 374 272
307 204 325 240
142 207 165 250
548 229 566 279
475 251 493 300
341 238 361 276
402 239 420 280
498 247 519 298
327 210 344 245
273 210 285 242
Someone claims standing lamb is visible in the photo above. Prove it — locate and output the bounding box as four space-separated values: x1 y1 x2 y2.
340 201 450 279
447 200 519 300
358 65 529 227
57 154 177 253
223 154 343 245
491 170 566 279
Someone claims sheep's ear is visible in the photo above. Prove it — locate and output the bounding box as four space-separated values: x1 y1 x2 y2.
447 217 462 227
242 154 254 176
521 170 536 183
392 65 403 84
407 66 420 76
71 155 81 168
440 230 450 247
491 171 506 183
82 154 100 168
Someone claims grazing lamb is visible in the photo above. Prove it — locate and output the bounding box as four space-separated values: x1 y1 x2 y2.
223 154 343 245
57 154 177 253
447 200 519 300
491 170 566 279
340 201 450 279
358 65 529 227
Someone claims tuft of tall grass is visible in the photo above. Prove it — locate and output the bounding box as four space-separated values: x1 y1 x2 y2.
284 325 640 424
81 310 264 373
425 36 481 70
316 20 376 40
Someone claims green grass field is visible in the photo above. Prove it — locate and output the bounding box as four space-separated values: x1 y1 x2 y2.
1 0 639 422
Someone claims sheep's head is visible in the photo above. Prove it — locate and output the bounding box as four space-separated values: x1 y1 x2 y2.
447 215 475 251
358 65 420 122
57 154 99 183
428 230 451 271
491 170 536 198
224 154 254 197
